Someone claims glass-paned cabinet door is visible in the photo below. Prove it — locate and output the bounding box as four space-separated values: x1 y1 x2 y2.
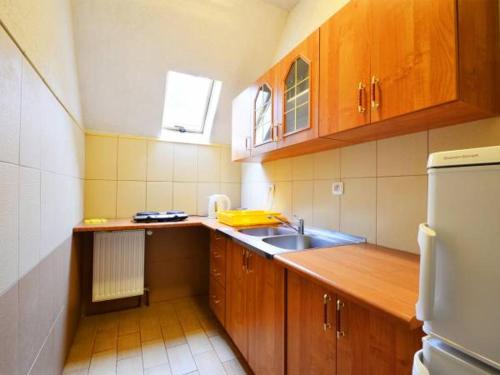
284 57 310 134
254 84 273 146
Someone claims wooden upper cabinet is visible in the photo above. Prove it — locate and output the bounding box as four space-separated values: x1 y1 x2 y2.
277 30 320 148
370 0 457 123
231 85 257 161
287 271 336 375
319 0 371 136
252 67 279 156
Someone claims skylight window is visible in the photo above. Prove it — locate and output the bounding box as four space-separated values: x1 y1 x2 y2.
161 71 222 141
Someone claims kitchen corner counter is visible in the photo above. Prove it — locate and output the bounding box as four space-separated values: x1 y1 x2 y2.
275 243 421 328
73 217 226 232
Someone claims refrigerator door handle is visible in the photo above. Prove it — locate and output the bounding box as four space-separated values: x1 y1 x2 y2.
412 349 430 375
416 223 437 321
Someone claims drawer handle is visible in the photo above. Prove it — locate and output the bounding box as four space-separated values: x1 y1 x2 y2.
212 251 222 259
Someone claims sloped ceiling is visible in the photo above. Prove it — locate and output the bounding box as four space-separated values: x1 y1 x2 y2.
71 0 289 144
262 0 299 10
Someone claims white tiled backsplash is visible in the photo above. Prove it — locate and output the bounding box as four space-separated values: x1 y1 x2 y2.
242 117 500 253
85 135 241 218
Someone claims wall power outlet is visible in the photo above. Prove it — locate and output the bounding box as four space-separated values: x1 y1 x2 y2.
332 181 344 195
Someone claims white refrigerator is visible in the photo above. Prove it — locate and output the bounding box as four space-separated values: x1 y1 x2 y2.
413 146 500 375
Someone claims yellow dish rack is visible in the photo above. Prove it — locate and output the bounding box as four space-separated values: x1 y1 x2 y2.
216 210 286 227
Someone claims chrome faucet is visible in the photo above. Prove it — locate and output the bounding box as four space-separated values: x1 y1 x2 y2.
269 215 305 235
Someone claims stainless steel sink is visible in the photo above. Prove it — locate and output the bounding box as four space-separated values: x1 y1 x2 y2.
262 234 340 250
238 226 296 237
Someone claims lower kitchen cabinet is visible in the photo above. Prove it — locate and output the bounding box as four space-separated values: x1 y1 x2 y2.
226 241 285 375
287 270 423 375
209 230 228 325
287 271 337 375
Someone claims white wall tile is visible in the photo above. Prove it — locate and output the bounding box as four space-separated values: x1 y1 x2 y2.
118 138 147 181
271 181 292 218
313 180 340 230
271 158 292 182
291 155 314 181
0 162 19 293
220 183 241 210
429 117 500 153
173 144 198 182
0 29 22 164
20 60 45 169
197 146 221 182
84 180 117 219
241 163 270 184
147 141 174 181
241 182 272 210
313 149 340 180
220 146 241 183
116 181 146 218
85 135 118 180
377 132 427 176
146 182 173 211
340 178 376 243
19 167 41 277
292 181 313 224
341 141 376 178
377 176 427 253
172 182 197 214
197 182 221 216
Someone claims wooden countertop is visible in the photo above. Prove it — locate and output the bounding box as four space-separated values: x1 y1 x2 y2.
73 217 225 232
74 219 420 327
275 244 421 328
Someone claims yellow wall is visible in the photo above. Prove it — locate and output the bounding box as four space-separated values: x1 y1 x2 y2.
242 117 500 254
85 133 241 219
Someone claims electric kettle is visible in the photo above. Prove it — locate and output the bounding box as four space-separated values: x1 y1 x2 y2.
208 194 231 218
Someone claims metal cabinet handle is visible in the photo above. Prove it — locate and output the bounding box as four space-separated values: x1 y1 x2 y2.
371 76 380 110
323 293 332 331
336 298 346 339
241 249 247 271
357 82 366 113
246 251 253 273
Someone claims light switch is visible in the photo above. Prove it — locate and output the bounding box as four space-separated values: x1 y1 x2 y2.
332 182 344 196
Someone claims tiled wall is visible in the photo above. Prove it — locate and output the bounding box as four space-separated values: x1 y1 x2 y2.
242 117 500 253
0 26 84 375
84 134 241 218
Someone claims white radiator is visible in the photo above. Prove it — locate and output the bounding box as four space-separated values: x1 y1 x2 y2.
92 230 145 302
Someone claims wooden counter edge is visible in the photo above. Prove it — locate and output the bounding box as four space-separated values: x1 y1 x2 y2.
275 254 422 330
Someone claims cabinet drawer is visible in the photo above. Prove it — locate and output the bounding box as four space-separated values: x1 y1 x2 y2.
210 248 226 285
209 276 226 325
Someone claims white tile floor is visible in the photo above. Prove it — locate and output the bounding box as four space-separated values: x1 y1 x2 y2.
64 297 250 375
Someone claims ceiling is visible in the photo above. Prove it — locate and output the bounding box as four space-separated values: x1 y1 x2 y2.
262 0 300 10
71 0 289 144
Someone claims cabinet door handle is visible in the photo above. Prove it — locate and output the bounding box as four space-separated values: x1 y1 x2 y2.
246 251 253 273
371 76 380 110
357 82 366 113
323 293 332 331
336 298 346 339
241 249 247 271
